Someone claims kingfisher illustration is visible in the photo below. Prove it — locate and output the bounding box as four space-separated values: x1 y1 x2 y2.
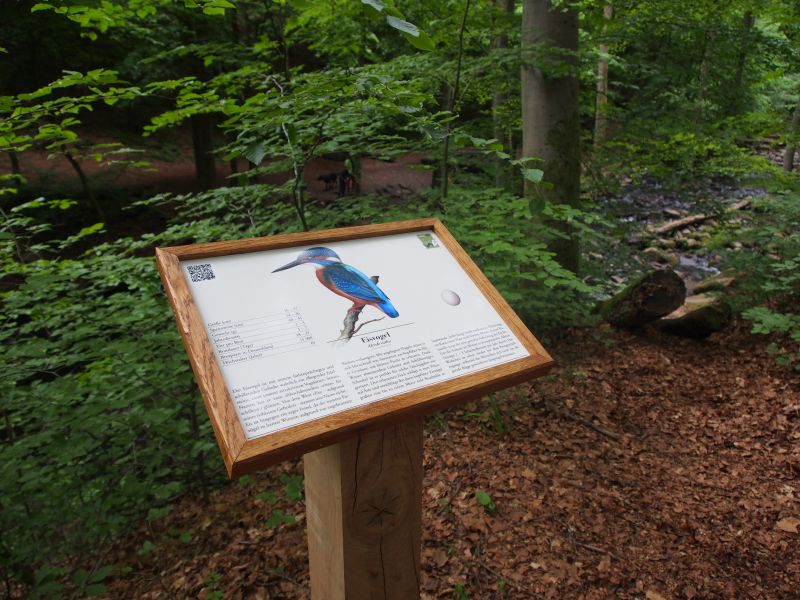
272 247 399 318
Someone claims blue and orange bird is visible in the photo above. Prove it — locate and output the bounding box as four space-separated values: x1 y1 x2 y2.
272 247 399 318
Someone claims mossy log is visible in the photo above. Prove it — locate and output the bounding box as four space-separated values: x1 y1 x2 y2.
657 294 732 338
601 268 686 329
692 275 736 295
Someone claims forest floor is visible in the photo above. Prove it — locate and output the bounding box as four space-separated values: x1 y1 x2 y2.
102 321 800 600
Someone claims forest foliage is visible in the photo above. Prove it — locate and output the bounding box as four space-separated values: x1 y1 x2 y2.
2 0 800 596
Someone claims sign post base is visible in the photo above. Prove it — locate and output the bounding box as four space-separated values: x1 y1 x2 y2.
304 418 423 600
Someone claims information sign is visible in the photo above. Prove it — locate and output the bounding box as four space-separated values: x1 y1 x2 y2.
156 218 554 476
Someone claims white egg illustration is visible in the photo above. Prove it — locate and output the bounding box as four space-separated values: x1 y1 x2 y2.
441 289 461 306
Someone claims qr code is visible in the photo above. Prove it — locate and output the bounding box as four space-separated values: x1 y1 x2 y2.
187 263 215 282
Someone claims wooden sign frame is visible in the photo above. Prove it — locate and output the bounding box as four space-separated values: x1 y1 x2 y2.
156 218 554 478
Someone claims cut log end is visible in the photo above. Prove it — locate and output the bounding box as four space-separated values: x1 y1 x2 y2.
601 268 686 329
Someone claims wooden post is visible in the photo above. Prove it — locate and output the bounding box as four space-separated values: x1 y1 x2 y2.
304 418 423 600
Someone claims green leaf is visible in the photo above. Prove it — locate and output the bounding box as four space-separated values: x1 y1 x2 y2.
285 123 298 146
281 473 304 502
89 565 114 583
529 197 546 214
265 509 295 528
402 30 434 51
73 569 89 587
360 0 386 11
30 2 53 12
256 490 279 504
243 142 266 165
385 15 419 37
77 222 105 237
146 506 170 521
137 540 156 556
521 168 544 183
474 489 496 514
84 583 107 597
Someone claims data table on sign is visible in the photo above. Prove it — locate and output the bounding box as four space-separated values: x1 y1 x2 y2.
207 307 315 366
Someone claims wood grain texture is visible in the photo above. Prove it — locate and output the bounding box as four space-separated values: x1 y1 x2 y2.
304 418 423 600
166 218 439 260
155 248 247 476
156 219 555 478
304 442 346 600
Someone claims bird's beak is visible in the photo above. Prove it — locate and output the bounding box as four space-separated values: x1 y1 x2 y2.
272 259 302 273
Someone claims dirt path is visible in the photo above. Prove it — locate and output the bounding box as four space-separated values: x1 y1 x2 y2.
0 147 432 198
102 323 799 599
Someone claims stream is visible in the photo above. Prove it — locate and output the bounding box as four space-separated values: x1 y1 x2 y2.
603 179 765 292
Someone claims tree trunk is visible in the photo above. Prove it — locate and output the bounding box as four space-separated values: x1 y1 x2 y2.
729 11 754 114
191 113 217 189
431 82 451 193
784 102 800 172
521 0 581 272
492 0 515 189
594 3 613 147
697 29 716 111
350 154 363 195
8 151 21 176
440 0 472 201
64 150 106 224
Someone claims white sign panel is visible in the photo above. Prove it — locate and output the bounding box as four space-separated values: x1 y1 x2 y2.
181 231 529 440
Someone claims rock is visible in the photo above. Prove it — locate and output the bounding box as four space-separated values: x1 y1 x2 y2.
643 247 679 266
627 233 647 248
692 275 736 294
657 294 732 338
601 268 687 329
685 238 702 249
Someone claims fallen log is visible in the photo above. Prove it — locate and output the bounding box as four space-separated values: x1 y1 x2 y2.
647 198 752 237
650 213 710 236
601 268 686 329
656 294 732 338
692 274 736 295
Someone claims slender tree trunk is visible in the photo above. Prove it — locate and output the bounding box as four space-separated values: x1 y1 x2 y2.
492 0 514 189
730 11 754 114
594 3 613 147
267 5 290 80
697 29 716 113
351 154 363 195
291 166 309 231
431 82 452 192
191 113 217 189
521 0 581 272
64 150 106 224
8 151 21 176
783 102 800 172
440 0 472 201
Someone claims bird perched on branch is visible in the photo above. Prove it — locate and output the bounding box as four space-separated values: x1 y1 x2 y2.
272 247 399 318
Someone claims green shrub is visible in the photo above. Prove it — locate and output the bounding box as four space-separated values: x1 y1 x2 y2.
708 190 800 369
